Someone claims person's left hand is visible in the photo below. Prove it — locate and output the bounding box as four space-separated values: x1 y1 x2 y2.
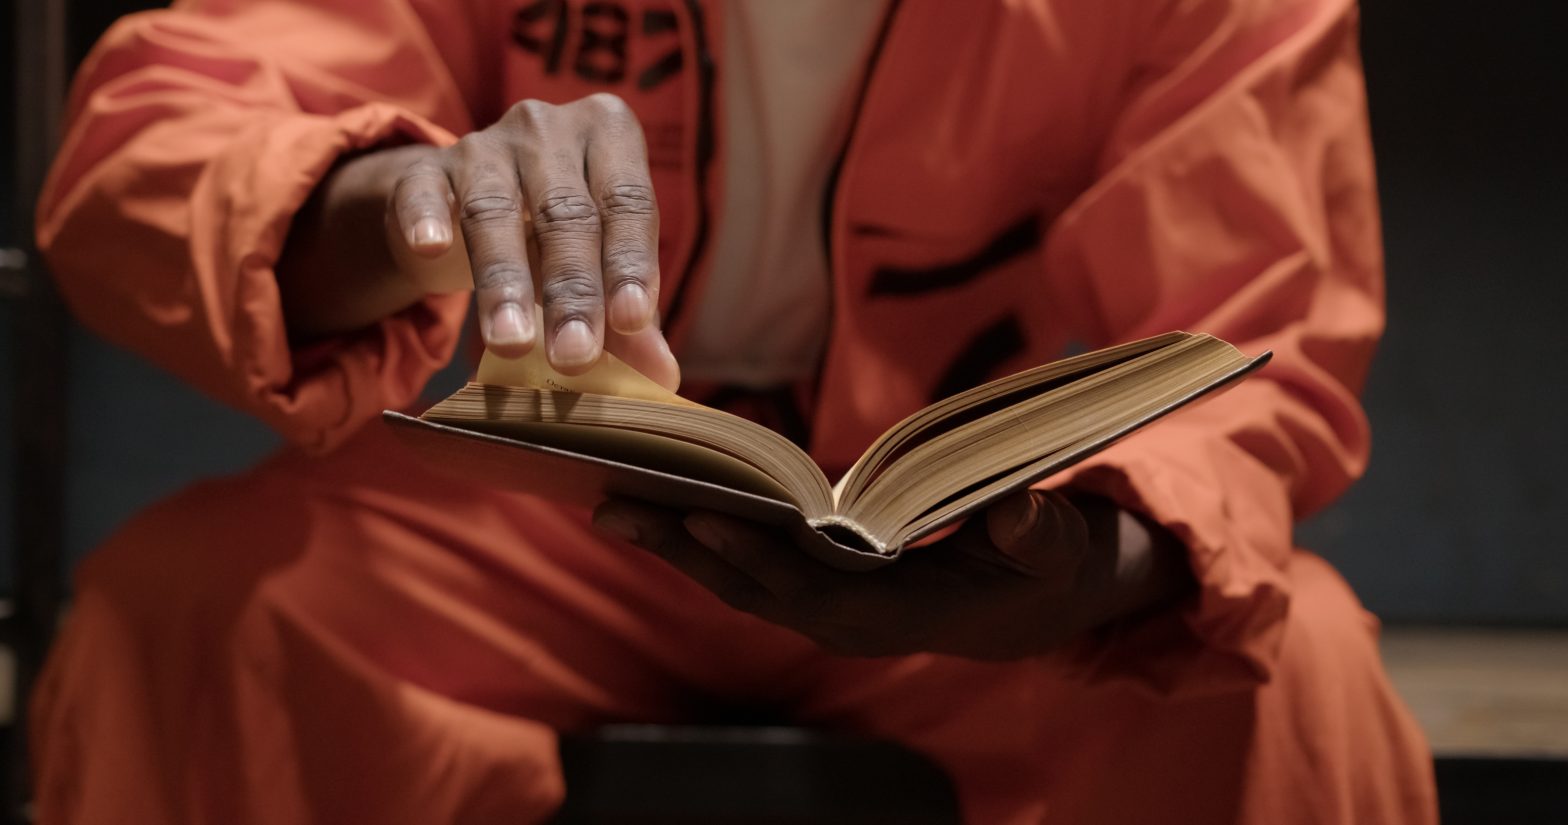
591 489 1191 660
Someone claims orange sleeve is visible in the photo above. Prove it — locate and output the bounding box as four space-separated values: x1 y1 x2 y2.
36 0 488 451
1042 0 1383 694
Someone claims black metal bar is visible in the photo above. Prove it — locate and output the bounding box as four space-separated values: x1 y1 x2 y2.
551 725 961 824
8 0 71 820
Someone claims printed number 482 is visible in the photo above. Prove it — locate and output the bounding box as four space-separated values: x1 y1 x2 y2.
512 0 686 91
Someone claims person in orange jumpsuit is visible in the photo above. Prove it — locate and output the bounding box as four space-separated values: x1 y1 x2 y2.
32 0 1438 822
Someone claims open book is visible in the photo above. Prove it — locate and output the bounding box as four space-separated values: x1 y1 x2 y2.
385 331 1268 570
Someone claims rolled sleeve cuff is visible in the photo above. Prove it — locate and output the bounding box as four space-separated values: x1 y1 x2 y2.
1050 437 1294 698
201 102 467 452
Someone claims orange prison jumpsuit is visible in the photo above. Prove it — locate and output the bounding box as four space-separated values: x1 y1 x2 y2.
32 0 1438 822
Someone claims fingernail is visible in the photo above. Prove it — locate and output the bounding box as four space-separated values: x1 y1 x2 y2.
593 510 639 542
550 319 599 367
684 514 722 551
490 303 534 347
1004 494 1042 548
412 217 449 249
609 284 654 333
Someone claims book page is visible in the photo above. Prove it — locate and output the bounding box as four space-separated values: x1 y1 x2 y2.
426 384 835 516
475 327 700 409
458 417 800 505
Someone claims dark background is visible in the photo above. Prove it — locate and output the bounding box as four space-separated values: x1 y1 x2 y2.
3 0 1566 622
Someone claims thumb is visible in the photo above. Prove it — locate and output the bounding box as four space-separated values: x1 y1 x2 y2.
984 490 1087 576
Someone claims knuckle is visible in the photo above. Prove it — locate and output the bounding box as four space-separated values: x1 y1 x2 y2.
451 131 497 160
533 189 601 232
397 189 445 214
507 98 556 127
398 159 447 187
473 263 529 291
392 164 447 205
582 92 631 117
601 240 650 285
460 191 523 224
598 182 657 218
392 191 442 222
541 270 602 314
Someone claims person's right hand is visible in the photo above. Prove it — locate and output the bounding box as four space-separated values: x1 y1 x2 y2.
387 93 678 389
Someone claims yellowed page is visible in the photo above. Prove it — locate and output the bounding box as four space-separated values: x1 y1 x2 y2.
475 319 699 408
459 417 799 505
463 314 806 506
426 384 836 517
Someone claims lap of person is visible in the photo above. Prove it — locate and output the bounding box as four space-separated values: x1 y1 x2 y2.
60 421 830 722
40 423 1432 824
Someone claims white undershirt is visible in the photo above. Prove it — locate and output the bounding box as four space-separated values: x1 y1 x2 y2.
678 0 888 387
